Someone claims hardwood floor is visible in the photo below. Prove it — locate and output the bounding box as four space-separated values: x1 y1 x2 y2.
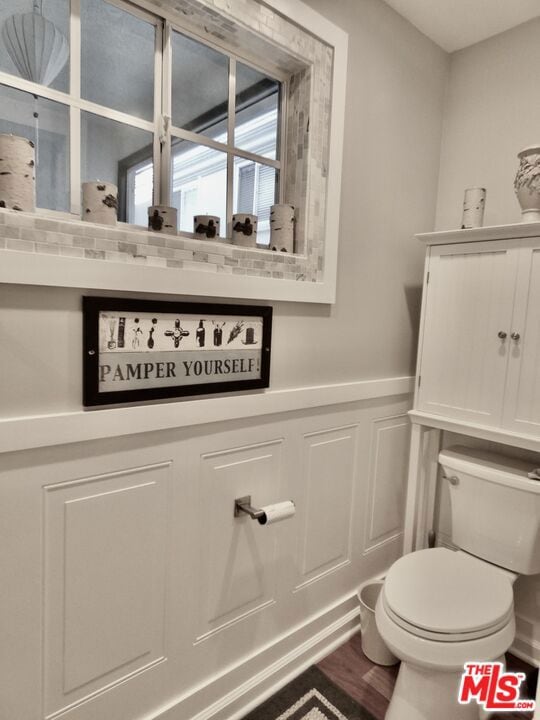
317 633 537 720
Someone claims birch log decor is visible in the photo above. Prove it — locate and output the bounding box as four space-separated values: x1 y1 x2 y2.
148 205 177 233
270 204 295 252
82 181 118 225
0 133 36 212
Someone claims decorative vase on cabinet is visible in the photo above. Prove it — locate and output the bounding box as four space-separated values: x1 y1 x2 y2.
515 145 540 222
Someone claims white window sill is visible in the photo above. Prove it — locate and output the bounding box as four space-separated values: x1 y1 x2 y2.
0 208 333 303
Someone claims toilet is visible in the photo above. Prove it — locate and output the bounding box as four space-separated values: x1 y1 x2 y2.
375 445 540 720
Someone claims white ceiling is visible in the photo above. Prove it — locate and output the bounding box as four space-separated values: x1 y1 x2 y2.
383 0 540 52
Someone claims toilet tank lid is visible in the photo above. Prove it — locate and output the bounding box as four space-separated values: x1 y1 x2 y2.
439 446 540 494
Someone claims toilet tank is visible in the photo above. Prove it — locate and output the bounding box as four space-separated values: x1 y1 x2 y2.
439 446 540 575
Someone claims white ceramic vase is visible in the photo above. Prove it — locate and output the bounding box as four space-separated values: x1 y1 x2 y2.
514 145 540 222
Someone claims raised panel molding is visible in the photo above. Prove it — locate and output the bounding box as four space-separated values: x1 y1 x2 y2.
43 462 170 718
196 441 283 641
295 426 357 590
364 415 410 553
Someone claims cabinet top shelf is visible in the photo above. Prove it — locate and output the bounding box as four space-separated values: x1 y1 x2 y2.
416 221 540 246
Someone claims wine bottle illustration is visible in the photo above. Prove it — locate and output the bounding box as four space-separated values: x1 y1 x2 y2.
196 320 205 347
213 326 222 346
118 317 126 348
148 318 157 349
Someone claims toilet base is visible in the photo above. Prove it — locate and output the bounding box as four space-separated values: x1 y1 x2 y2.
385 662 479 720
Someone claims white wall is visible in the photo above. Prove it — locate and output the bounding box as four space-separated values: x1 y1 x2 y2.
436 18 540 230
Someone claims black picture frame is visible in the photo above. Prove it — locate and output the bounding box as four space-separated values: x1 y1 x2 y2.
83 297 272 407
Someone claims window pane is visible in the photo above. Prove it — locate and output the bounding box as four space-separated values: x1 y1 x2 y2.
81 0 155 121
171 31 229 142
82 111 153 225
0 0 69 92
234 156 277 246
171 138 226 236
235 62 279 160
0 84 69 211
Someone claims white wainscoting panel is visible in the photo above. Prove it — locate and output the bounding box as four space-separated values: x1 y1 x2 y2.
196 441 283 640
296 426 357 589
0 380 413 720
364 415 410 553
43 463 170 717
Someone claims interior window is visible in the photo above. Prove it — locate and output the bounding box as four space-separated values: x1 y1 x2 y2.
0 0 282 232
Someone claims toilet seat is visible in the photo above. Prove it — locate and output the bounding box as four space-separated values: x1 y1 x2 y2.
381 593 513 642
383 548 514 641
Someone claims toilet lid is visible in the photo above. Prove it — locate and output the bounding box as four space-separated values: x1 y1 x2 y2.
383 548 514 636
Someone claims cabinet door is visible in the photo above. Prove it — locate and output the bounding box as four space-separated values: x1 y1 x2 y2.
417 242 518 425
503 241 540 435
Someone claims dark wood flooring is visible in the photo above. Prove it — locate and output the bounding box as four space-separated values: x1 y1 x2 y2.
317 633 536 720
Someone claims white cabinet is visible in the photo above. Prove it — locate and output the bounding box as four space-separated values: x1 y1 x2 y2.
415 228 540 437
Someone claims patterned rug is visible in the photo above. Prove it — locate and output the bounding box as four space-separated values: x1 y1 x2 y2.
242 666 377 720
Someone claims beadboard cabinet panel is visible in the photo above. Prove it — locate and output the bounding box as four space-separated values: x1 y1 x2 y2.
503 244 540 434
417 241 518 425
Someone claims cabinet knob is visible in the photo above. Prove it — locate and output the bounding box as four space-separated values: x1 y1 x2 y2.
511 332 521 341
498 331 507 339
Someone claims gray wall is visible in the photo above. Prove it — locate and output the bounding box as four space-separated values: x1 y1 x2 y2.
0 0 449 417
436 18 540 230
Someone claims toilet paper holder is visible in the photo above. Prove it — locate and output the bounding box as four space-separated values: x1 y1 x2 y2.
234 495 296 525
234 495 266 522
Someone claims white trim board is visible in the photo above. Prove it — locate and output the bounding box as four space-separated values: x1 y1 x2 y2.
0 376 414 454
416 221 540 246
0 249 335 304
409 409 540 454
145 594 360 720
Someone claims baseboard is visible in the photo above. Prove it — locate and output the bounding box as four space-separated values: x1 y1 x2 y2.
512 620 540 668
146 594 360 720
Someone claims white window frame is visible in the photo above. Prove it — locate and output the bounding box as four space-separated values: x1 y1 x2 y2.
0 0 286 228
0 0 348 304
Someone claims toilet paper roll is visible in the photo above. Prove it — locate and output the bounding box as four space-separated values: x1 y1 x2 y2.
257 500 296 525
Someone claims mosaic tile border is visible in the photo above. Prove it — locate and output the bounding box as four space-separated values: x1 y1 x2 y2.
0 210 314 281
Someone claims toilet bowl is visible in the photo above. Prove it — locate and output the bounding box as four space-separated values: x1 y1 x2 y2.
375 547 516 720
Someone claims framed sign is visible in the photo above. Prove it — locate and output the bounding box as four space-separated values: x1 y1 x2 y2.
83 297 272 406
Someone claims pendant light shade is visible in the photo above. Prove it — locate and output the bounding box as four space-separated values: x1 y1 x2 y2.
2 10 68 87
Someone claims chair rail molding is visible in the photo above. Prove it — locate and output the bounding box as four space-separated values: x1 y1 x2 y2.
0 376 414 454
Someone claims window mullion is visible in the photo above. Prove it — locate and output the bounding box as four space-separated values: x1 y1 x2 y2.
152 19 164 206
278 80 287 204
159 20 172 206
69 0 81 216
226 57 236 237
